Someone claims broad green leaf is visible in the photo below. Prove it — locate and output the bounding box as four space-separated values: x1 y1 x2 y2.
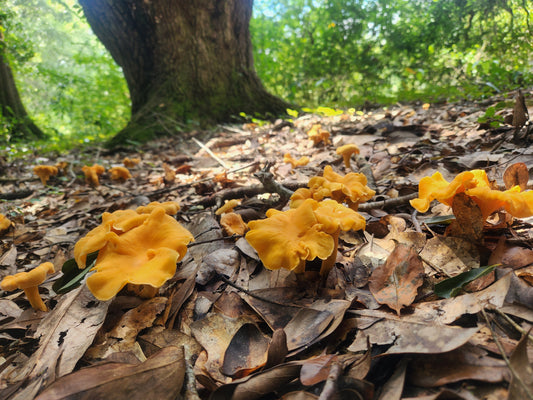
434 265 497 298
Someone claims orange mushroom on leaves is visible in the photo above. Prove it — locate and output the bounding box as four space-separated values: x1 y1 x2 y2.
33 165 58 185
220 212 248 236
313 199 366 276
245 199 334 274
108 166 132 181
307 124 331 146
410 169 533 220
1 262 55 311
215 199 240 215
283 153 310 168
336 144 360 169
82 164 105 186
0 214 12 233
74 206 194 301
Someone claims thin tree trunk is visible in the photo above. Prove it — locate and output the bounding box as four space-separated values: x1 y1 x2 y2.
0 35 45 141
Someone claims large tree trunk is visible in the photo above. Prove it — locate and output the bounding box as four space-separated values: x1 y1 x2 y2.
0 34 45 141
79 0 290 146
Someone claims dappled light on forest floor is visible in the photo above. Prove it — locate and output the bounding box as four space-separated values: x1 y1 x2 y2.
1 91 533 399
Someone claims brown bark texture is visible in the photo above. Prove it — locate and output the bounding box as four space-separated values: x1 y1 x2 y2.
0 36 45 141
79 0 290 145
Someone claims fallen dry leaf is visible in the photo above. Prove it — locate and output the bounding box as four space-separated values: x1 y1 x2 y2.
503 162 529 191
368 243 424 315
508 331 533 400
35 346 185 400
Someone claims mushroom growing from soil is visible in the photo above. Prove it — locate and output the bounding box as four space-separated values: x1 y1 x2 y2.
336 144 360 169
313 199 366 276
220 212 248 236
108 166 132 181
1 262 55 311
245 199 334 273
283 153 310 168
307 124 331 146
0 214 11 232
33 165 58 185
82 164 105 186
410 169 533 220
74 206 194 301
123 157 141 168
215 199 240 215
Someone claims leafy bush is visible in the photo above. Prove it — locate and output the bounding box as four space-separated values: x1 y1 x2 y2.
252 0 533 108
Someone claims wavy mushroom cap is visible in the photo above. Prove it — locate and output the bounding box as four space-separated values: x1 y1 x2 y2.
82 164 105 186
313 199 366 234
0 214 11 232
220 212 248 236
245 199 334 271
84 207 194 301
108 166 132 181
283 153 310 168
123 157 141 168
215 199 240 215
336 144 360 168
33 165 58 185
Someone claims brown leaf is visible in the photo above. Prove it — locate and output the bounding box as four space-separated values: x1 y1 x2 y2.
263 328 288 370
35 346 185 400
503 162 529 191
300 354 338 386
489 236 533 269
347 318 478 355
284 308 334 352
368 243 424 315
1 286 109 400
222 323 270 378
408 344 509 387
508 330 533 400
445 192 484 242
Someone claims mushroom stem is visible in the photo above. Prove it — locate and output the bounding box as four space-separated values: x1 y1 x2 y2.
342 155 352 169
320 228 340 276
293 259 307 274
24 286 47 311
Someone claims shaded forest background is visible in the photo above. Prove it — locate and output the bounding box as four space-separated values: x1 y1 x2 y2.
1 0 532 152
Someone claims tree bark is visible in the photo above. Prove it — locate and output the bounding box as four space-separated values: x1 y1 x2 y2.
79 0 290 146
0 33 45 141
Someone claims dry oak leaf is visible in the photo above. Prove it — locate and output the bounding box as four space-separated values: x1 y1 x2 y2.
503 162 529 191
368 243 424 315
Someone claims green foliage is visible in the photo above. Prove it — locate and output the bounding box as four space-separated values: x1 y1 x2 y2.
434 265 497 298
3 0 129 146
252 0 533 108
477 105 505 127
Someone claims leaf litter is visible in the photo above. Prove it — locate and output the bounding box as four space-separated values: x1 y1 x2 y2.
1 90 533 399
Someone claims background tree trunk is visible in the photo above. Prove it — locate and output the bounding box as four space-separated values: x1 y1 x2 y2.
0 33 45 141
79 0 290 145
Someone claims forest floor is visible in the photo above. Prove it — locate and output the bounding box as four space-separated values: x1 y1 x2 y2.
1 89 533 400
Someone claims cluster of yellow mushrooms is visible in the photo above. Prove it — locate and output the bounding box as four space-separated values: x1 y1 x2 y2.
2 141 533 312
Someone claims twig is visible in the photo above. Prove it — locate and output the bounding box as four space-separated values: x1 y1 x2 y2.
411 209 422 233
191 137 228 168
494 308 533 344
0 189 34 200
318 361 342 400
218 274 297 307
481 307 533 399
358 193 418 212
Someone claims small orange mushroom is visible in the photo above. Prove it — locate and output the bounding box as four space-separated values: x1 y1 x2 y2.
245 199 334 273
336 144 360 169
74 206 194 301
33 165 58 185
215 199 240 215
283 153 310 168
0 214 12 232
108 166 132 181
307 124 331 146
307 165 375 209
82 164 105 186
1 262 55 311
123 157 141 168
313 199 366 276
220 212 248 236
410 169 533 220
